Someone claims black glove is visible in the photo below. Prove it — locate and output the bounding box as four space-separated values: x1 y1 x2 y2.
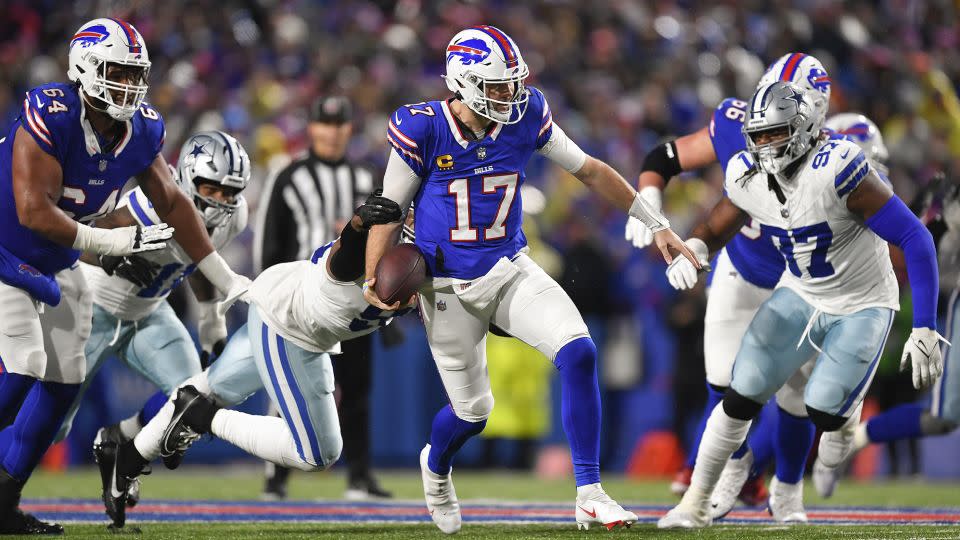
100 255 161 288
356 189 402 229
200 338 227 369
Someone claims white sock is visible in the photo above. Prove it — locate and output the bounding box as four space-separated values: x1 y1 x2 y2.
118 414 143 440
211 409 308 470
134 400 174 461
681 404 751 511
819 403 862 468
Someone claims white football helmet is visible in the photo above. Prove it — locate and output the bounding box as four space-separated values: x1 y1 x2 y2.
177 131 250 228
744 81 823 176
758 53 831 123
825 113 889 174
442 26 530 124
67 18 150 122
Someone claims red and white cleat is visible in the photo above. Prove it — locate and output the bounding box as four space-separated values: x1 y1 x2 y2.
670 466 693 496
575 484 637 530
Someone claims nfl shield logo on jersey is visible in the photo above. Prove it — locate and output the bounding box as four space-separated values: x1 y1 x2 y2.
436 300 447 311
476 147 487 160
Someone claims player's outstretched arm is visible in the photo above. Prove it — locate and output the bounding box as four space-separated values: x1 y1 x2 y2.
138 155 248 299
848 170 946 389
666 195 748 290
627 127 719 248
12 126 170 256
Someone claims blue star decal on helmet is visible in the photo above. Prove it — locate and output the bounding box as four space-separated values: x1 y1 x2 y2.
189 142 209 158
784 88 805 109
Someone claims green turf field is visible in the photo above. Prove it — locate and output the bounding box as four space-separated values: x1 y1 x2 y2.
22 468 960 539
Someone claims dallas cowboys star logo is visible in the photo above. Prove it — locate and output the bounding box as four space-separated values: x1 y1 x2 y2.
783 88 805 109
189 142 209 158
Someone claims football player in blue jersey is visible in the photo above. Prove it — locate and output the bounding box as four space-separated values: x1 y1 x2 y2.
362 25 699 533
623 53 836 519
0 19 249 534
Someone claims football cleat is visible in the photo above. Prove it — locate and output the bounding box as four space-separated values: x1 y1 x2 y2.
420 444 461 534
738 472 769 507
812 456 842 499
0 508 64 535
94 440 132 528
767 476 808 523
670 465 693 496
345 476 393 501
94 425 141 507
159 385 210 470
575 485 637 530
710 450 754 519
657 503 712 529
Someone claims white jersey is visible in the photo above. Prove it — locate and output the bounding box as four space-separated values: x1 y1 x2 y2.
82 187 248 321
247 242 409 353
724 138 899 315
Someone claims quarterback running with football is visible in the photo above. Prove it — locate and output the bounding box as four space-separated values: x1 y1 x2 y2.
658 81 943 529
95 193 407 528
363 25 699 532
0 18 248 534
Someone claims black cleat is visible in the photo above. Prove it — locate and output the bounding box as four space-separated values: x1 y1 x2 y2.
160 385 216 470
94 440 129 528
0 508 64 535
94 425 140 508
261 463 290 501
345 476 393 500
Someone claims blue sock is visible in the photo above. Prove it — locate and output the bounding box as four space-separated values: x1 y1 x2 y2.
747 401 777 477
866 403 924 443
0 380 80 482
0 373 35 428
773 407 815 484
427 405 486 475
138 390 168 425
554 337 601 486
686 382 726 468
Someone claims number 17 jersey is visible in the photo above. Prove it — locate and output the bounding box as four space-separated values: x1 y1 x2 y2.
387 88 555 280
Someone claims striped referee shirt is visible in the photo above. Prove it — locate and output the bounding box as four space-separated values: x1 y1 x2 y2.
254 152 375 272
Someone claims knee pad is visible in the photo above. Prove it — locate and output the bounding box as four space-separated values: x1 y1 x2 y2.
806 406 847 432
921 413 959 436
452 392 494 423
722 389 764 421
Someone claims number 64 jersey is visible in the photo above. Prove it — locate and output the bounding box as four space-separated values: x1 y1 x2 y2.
724 138 899 315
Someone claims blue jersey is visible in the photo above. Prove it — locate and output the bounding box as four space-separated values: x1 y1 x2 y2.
388 87 554 279
708 96 785 289
0 82 165 276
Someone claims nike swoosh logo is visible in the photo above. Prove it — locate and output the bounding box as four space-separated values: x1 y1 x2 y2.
395 113 402 125
840 149 850 159
579 505 597 518
110 466 124 498
35 95 43 109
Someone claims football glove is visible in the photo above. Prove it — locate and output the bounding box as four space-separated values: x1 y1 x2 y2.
900 327 950 389
100 254 161 288
356 189 402 229
665 238 711 290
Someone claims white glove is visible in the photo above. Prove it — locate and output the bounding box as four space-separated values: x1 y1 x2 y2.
900 327 950 389
623 187 663 248
73 222 173 256
666 238 711 290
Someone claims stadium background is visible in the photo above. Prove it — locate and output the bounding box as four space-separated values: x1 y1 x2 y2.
2 0 959 480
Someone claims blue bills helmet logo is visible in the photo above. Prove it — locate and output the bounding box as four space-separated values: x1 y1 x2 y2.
807 67 831 94
71 24 110 48
446 38 491 66
836 122 871 142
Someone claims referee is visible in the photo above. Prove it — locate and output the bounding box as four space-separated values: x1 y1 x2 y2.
254 95 390 500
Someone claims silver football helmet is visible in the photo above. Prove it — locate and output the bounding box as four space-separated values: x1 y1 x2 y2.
743 81 824 175
176 131 250 228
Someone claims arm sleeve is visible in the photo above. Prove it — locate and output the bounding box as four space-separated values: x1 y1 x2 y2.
382 150 422 210
866 195 939 329
536 123 587 173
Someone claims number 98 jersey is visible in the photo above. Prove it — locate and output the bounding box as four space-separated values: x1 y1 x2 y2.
387 87 554 280
0 83 165 276
724 139 899 315
246 243 411 354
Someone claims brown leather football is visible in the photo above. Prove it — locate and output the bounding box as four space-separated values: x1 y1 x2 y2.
374 243 427 305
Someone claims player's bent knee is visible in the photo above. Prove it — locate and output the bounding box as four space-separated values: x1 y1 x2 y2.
722 389 763 421
554 337 596 370
806 406 847 432
453 392 495 423
318 436 343 471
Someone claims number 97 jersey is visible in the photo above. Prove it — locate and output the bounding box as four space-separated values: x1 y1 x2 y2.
724 139 899 315
386 87 555 280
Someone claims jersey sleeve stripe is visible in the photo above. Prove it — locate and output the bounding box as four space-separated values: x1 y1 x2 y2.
22 98 52 147
834 152 866 188
29 107 51 136
387 135 423 165
388 121 418 149
128 191 156 226
538 112 553 137
836 162 870 196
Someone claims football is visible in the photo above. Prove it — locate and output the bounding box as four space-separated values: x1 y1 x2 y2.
374 243 427 306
